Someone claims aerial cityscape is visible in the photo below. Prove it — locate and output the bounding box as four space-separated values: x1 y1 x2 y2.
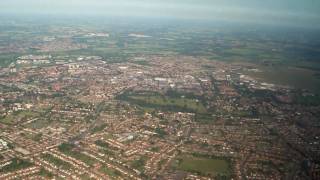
0 1 320 180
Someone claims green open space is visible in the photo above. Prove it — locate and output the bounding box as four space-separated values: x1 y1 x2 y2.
294 94 320 106
38 167 54 178
25 118 51 129
117 90 207 113
95 140 109 149
194 113 216 124
91 123 107 134
172 154 231 178
99 165 121 178
0 110 39 125
131 60 150 66
20 132 43 142
131 156 147 172
0 53 21 67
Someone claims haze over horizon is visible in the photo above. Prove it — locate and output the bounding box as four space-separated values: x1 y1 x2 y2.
1 0 320 28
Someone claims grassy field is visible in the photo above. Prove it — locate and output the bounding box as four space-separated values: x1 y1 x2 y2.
118 91 207 113
95 140 109 148
25 118 51 129
173 154 231 177
0 110 39 125
99 165 120 178
91 123 107 134
38 167 54 178
23 132 42 142
131 156 147 172
0 53 21 67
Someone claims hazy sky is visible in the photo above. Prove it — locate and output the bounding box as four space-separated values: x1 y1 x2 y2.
1 0 320 27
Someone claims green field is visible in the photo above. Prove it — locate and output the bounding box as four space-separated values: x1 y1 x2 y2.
117 91 207 113
99 165 120 178
38 167 54 178
0 53 21 67
0 110 39 125
91 123 107 134
25 118 51 129
22 132 43 142
173 154 231 177
95 140 109 148
131 156 147 172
